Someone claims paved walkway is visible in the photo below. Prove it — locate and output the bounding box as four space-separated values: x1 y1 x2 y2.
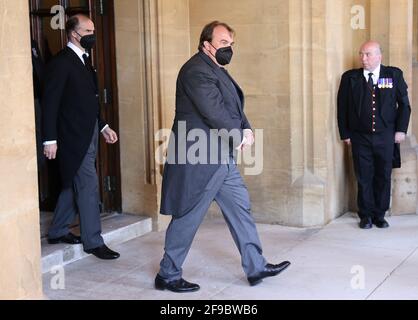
43 213 418 300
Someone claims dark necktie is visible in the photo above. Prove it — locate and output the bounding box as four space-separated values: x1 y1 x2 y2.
368 72 374 89
82 53 97 89
82 53 94 73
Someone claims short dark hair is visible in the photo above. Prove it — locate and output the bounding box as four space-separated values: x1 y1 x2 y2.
198 21 234 51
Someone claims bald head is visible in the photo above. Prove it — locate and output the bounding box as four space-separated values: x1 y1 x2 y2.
66 15 92 38
65 14 95 51
359 41 382 71
74 13 91 23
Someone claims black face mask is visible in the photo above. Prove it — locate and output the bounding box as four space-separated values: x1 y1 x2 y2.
75 31 96 50
208 43 233 66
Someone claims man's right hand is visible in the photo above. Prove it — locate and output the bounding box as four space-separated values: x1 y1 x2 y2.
242 129 255 149
343 139 351 146
44 143 58 160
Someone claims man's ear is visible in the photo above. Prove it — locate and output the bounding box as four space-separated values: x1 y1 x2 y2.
203 41 210 51
72 30 79 40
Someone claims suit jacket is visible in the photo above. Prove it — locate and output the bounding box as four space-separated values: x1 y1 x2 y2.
42 46 106 188
160 51 251 217
31 40 46 164
31 40 45 100
337 65 411 140
337 65 411 168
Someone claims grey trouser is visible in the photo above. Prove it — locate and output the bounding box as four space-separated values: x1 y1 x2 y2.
158 160 267 280
48 123 104 250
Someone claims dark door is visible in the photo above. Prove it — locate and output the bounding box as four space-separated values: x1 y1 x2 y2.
29 0 122 214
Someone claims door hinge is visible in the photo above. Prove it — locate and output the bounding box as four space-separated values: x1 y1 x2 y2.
103 88 112 105
98 0 107 15
104 176 116 192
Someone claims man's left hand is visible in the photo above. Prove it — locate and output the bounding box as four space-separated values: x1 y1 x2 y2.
395 132 406 144
102 127 118 144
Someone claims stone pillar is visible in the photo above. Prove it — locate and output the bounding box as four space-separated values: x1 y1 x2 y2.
370 0 390 52
287 0 327 227
114 0 159 229
371 0 418 216
114 0 190 231
388 0 417 215
155 0 191 230
0 0 43 299
287 0 374 226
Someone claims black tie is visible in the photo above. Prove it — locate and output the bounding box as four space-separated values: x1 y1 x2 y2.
368 72 374 89
82 53 97 89
82 54 94 72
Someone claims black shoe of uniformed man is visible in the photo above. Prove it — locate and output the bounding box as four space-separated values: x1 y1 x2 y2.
247 261 291 286
84 244 120 260
359 217 373 229
155 274 200 293
372 218 390 229
48 232 82 245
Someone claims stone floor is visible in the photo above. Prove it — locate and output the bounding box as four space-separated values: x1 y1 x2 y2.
42 213 418 300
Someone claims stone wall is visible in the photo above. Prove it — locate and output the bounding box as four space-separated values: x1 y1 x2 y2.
0 0 43 299
187 0 373 226
114 0 191 230
112 0 418 229
114 0 159 223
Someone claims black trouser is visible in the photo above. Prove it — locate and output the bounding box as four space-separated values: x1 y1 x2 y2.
351 130 394 220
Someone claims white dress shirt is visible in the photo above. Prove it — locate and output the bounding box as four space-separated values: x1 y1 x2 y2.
43 42 108 146
363 64 381 85
67 41 88 65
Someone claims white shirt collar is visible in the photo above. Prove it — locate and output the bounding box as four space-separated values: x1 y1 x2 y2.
67 42 88 64
363 64 381 85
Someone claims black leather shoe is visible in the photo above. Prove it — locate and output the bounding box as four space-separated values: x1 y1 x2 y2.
84 245 120 260
248 261 291 286
48 232 82 245
372 218 389 228
155 274 200 293
359 217 373 229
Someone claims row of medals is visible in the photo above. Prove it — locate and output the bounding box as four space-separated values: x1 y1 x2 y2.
378 78 393 89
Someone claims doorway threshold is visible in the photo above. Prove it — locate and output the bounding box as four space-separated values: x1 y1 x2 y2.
41 213 152 274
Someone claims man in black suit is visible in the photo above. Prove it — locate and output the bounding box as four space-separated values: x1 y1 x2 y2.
155 21 290 293
337 41 411 229
42 15 119 259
